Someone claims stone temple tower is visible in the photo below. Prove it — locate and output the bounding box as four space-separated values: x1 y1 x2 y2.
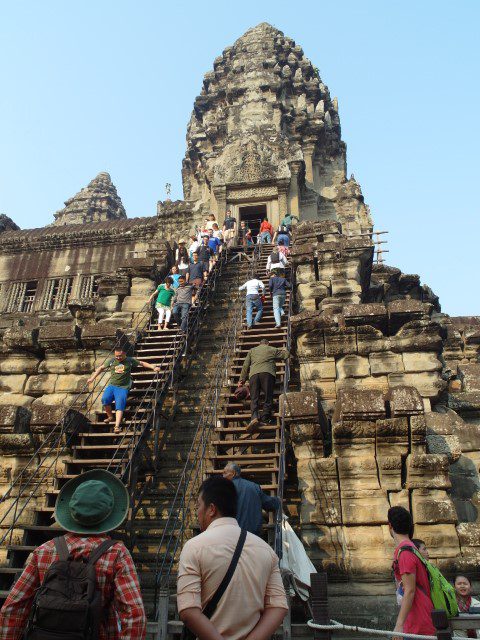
178 23 372 237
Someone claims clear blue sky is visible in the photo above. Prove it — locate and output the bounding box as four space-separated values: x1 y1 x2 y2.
0 1 478 316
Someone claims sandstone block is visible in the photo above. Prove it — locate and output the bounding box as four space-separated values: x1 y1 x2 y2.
425 412 456 436
300 525 347 572
391 320 443 353
0 433 34 455
310 379 336 400
331 279 361 296
25 374 58 396
452 421 480 452
389 490 410 510
55 374 90 394
324 327 356 357
448 392 480 414
38 352 96 375
410 414 427 447
377 456 403 491
458 364 480 392
81 323 119 349
336 354 370 379
388 371 446 398
0 393 35 407
95 296 120 313
337 456 380 491
426 434 462 463
369 351 404 376
356 326 389 355
0 406 30 434
290 422 322 445
0 374 27 394
333 389 386 422
343 525 394 576
37 325 81 351
406 453 450 489
341 489 389 524
296 458 341 525
335 376 389 394
387 386 423 417
332 420 375 457
456 522 480 550
412 523 460 558
31 393 69 407
411 489 456 524
376 417 409 457
121 295 148 313
296 330 326 358
3 327 39 352
280 391 318 419
402 352 442 373
343 303 387 332
0 353 40 375
388 300 432 333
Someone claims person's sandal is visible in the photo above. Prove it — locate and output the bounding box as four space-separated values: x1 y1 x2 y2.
103 418 113 424
113 426 122 434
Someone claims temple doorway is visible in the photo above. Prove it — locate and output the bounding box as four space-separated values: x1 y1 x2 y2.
239 204 266 240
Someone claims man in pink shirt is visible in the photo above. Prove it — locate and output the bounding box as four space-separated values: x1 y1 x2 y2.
177 477 288 640
388 506 435 638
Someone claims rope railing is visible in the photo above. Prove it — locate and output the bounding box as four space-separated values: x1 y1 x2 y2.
152 244 259 613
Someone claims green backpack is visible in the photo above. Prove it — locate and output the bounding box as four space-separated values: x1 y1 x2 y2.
398 546 459 618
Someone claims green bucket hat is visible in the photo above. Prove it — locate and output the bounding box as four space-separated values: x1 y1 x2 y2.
55 469 129 534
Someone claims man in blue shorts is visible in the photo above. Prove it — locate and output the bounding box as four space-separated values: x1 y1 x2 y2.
87 347 161 433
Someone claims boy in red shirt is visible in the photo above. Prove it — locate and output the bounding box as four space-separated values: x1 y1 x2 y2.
388 506 435 638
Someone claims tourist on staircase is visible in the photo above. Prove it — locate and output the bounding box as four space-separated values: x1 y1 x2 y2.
88 347 161 433
222 209 237 247
207 228 221 260
177 477 287 640
197 235 215 272
171 275 196 334
238 339 290 431
0 469 146 640
187 252 208 289
212 223 224 253
223 463 280 537
188 234 200 262
273 225 290 247
168 264 181 288
280 213 299 232
175 240 190 277
277 238 290 258
149 276 176 330
238 220 251 250
266 247 288 274
259 216 274 244
238 276 265 330
269 271 291 329
205 213 217 231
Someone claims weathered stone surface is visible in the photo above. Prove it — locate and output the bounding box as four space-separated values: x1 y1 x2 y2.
296 458 341 525
376 418 409 457
406 454 451 489
38 352 96 375
369 351 404 375
411 489 456 524
412 524 460 558
0 393 34 407
387 386 423 416
377 456 403 490
53 172 126 226
25 374 59 396
343 303 387 332
37 325 81 351
333 389 386 422
343 526 394 575
280 391 318 419
426 434 462 462
341 489 389 525
402 352 442 373
337 456 380 491
335 354 370 379
81 323 119 349
3 327 39 352
55 374 89 394
388 371 446 398
0 433 33 454
290 422 322 445
449 392 480 414
0 352 40 374
332 420 375 457
0 406 30 434
324 327 357 357
0 374 27 394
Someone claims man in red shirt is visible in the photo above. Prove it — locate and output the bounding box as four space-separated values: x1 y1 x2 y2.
0 469 146 640
388 506 435 638
259 217 274 243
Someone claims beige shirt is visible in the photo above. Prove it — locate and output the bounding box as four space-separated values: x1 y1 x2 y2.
177 517 288 640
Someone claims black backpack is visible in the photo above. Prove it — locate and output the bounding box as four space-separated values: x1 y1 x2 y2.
270 250 280 263
25 536 116 640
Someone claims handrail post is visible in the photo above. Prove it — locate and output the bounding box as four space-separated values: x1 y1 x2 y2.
431 610 453 640
311 572 331 640
155 589 170 640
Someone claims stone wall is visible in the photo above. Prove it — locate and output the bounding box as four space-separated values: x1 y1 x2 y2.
289 221 480 590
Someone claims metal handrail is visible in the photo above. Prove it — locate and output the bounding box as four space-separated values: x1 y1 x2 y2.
274 263 294 559
0 299 155 547
152 245 259 612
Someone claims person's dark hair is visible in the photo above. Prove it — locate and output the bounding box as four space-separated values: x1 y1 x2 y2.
278 239 285 246
165 276 173 285
454 575 472 585
177 245 189 260
264 216 268 221
199 477 237 518
260 338 269 345
179 274 186 281
387 506 413 535
412 538 426 550
114 347 126 353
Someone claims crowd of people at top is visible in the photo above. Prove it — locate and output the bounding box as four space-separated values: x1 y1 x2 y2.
147 210 296 335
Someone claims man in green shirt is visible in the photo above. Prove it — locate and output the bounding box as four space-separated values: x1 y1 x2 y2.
280 213 299 231
88 348 161 433
238 339 289 431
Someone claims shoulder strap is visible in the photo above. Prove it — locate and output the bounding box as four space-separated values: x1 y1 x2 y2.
54 536 70 561
88 539 117 565
203 529 247 619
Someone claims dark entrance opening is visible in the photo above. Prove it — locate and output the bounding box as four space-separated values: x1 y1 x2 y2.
239 204 267 240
